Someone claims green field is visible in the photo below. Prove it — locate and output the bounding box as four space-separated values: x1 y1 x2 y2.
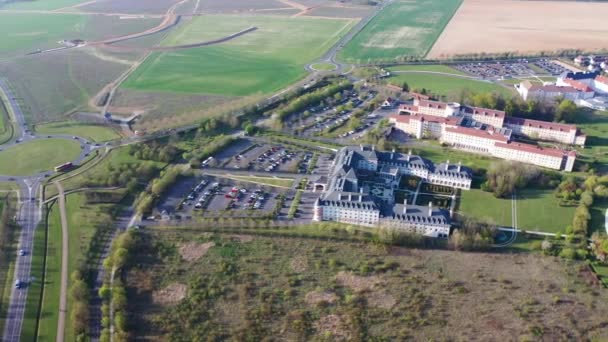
459 189 576 233
123 15 355 96
0 98 12 144
0 138 81 176
0 13 160 58
35 121 121 142
310 62 337 71
576 110 608 169
36 202 62 342
387 73 513 98
386 64 467 76
1 0 90 10
338 0 463 62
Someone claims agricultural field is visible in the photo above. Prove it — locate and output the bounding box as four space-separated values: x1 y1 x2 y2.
0 139 81 176
386 73 514 99
0 49 132 123
0 0 90 10
78 0 183 15
428 0 608 58
0 13 161 58
126 230 608 340
122 15 356 96
34 121 121 142
459 189 576 233
338 0 463 62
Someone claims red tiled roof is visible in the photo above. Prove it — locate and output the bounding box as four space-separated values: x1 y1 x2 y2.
463 106 505 119
522 81 579 93
595 75 608 85
495 142 566 158
399 104 419 113
409 92 430 100
563 78 594 92
417 99 447 109
391 113 461 126
444 126 509 142
504 117 577 132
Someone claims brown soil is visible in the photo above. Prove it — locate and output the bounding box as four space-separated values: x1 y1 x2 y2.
231 234 254 243
314 314 351 341
428 0 608 58
366 290 396 309
305 290 338 306
152 283 188 306
179 241 215 262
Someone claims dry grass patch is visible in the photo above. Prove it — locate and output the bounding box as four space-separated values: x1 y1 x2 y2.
335 271 383 292
178 241 215 262
152 283 188 306
231 234 254 243
314 314 352 341
305 290 338 306
290 255 308 272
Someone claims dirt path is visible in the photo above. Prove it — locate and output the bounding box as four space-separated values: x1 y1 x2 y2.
54 181 69 342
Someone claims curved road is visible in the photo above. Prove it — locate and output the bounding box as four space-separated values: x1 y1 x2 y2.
0 80 103 342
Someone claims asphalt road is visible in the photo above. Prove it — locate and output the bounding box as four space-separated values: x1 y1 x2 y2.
0 79 103 342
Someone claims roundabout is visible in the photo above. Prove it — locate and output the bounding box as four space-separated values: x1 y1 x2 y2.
0 138 86 176
310 62 338 72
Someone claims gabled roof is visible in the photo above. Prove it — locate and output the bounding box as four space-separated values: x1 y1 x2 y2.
444 126 510 142
494 142 567 158
504 117 577 133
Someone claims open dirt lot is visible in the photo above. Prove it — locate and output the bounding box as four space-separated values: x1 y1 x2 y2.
428 0 608 58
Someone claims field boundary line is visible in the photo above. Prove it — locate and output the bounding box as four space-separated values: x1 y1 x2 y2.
423 0 464 58
54 182 68 342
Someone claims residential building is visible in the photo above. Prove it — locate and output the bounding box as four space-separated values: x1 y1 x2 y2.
515 81 590 102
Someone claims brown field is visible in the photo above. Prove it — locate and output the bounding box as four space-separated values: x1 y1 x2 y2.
127 230 608 341
428 0 608 58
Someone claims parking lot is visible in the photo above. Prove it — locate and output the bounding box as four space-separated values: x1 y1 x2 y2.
454 59 568 78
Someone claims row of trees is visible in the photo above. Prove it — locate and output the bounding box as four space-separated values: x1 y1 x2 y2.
86 162 159 192
128 142 180 163
136 167 185 215
99 231 137 342
449 216 497 251
274 81 353 123
482 161 542 198
568 175 608 236
184 135 235 168
70 271 90 341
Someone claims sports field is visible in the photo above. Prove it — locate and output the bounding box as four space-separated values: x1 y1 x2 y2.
122 15 356 96
338 0 462 62
0 139 81 176
35 121 121 142
387 73 513 98
459 189 576 233
428 0 608 58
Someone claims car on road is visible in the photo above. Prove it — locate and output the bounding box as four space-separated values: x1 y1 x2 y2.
15 279 22 289
19 249 25 256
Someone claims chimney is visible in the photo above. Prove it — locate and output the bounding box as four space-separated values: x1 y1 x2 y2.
407 149 412 161
359 187 363 202
446 159 450 170
360 144 364 151
403 198 407 215
457 161 462 173
428 201 433 216
391 148 395 159
372 144 375 151
349 193 352 201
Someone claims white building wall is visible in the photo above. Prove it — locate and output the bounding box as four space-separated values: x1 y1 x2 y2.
492 146 564 170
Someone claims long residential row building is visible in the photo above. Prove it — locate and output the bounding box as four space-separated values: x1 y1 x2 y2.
390 99 580 172
313 145 472 237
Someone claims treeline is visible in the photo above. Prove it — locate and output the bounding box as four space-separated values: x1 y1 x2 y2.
100 231 137 342
560 175 608 236
135 167 185 215
184 135 235 168
128 142 180 163
449 216 497 251
482 161 560 198
86 162 159 192
275 81 353 124
70 270 90 341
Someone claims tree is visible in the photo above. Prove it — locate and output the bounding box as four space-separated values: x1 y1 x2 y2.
555 99 578 123
401 81 410 92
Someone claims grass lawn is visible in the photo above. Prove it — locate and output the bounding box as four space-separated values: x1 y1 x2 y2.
459 188 575 233
386 73 514 98
221 175 294 188
20 222 47 342
311 62 337 71
338 0 463 62
386 64 467 76
0 138 81 176
0 92 15 144
576 110 608 170
407 141 496 171
36 202 62 342
35 121 121 142
123 15 355 96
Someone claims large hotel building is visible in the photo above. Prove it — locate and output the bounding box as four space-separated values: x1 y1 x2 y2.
390 99 580 172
